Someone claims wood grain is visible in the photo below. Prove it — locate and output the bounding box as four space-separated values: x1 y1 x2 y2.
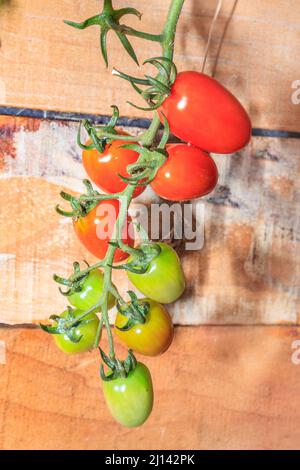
0 115 299 325
0 0 300 131
0 325 300 450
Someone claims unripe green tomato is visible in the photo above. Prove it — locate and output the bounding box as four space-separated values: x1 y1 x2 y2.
54 309 100 354
115 299 174 356
68 269 115 311
102 363 153 428
127 243 185 304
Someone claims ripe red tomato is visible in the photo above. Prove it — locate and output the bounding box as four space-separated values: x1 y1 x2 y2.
160 71 252 154
82 132 145 197
151 143 218 201
73 199 134 262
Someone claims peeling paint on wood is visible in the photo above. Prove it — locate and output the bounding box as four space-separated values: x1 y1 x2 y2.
0 115 299 325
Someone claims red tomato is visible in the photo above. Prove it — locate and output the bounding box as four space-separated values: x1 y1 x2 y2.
151 143 218 201
82 132 145 197
73 199 134 262
160 71 252 154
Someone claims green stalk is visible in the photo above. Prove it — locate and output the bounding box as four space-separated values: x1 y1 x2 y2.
100 0 185 358
162 0 185 62
140 0 185 146
96 182 136 358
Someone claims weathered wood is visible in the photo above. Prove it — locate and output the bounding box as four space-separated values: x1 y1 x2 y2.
0 115 299 325
0 0 299 131
0 326 300 450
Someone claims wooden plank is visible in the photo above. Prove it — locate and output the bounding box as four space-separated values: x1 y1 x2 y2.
0 115 300 325
0 1 300 131
0 325 300 450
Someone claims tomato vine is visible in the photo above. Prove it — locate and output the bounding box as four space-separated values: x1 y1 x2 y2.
41 0 251 428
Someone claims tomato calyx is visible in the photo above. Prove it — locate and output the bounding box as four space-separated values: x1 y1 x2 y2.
53 261 93 297
117 145 168 186
112 241 162 274
100 348 137 381
77 106 120 154
116 291 150 331
64 1 142 66
113 56 177 111
56 179 105 219
40 306 93 344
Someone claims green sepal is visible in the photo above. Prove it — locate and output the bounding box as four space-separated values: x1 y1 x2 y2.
158 113 170 149
115 30 139 65
113 56 178 110
114 7 142 21
145 56 178 84
115 318 137 332
39 306 91 344
100 28 109 67
64 15 101 30
112 241 161 275
116 291 150 331
53 261 92 297
78 107 119 154
117 146 167 186
55 179 101 220
127 96 165 112
123 349 137 374
100 349 137 382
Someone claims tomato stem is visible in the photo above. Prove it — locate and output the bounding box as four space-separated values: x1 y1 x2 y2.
93 316 104 348
99 183 136 358
98 0 185 358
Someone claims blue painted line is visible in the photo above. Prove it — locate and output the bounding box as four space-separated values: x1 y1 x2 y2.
0 106 299 138
252 128 300 139
0 106 151 129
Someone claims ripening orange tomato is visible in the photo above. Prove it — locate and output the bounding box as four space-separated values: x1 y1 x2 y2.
73 199 134 262
82 132 145 197
115 298 174 356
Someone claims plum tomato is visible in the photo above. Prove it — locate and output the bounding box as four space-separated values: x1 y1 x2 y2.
151 143 218 201
102 362 153 428
127 242 185 304
115 298 174 356
159 71 252 154
53 308 99 354
68 269 115 311
73 199 134 262
82 133 145 197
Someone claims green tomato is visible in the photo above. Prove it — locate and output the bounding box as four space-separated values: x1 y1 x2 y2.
127 242 185 304
54 309 100 354
68 269 115 311
102 363 153 428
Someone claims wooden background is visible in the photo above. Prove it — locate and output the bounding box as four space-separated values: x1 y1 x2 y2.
0 0 300 450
